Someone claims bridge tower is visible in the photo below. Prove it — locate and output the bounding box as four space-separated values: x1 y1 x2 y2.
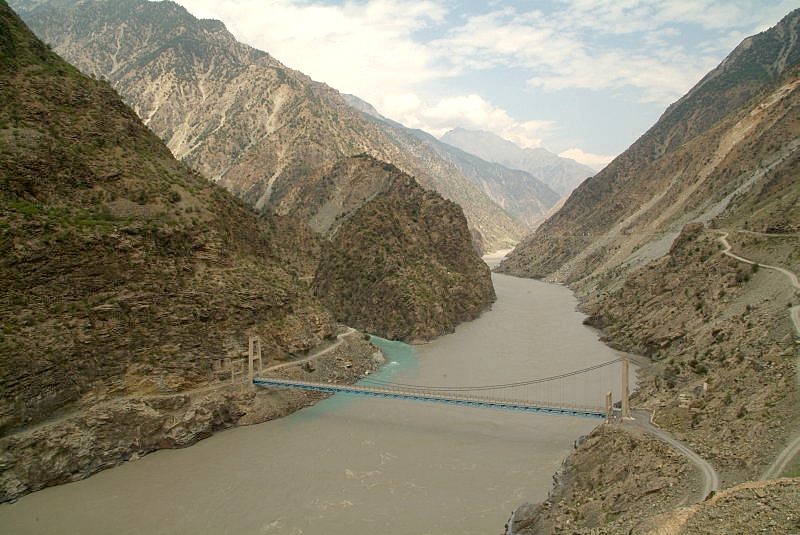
621 357 630 419
248 335 263 381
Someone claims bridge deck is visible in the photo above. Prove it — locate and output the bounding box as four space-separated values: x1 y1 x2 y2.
253 378 607 418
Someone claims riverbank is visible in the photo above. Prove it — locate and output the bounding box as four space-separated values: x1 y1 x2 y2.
0 327 382 502
507 424 699 534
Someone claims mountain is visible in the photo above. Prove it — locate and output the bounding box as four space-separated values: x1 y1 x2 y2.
498 9 800 283
341 94 560 228
12 0 526 253
407 129 560 228
440 128 596 196
503 9 800 532
313 155 495 342
0 0 494 501
0 0 345 499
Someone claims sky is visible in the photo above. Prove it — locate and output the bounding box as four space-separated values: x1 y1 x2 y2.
171 0 798 169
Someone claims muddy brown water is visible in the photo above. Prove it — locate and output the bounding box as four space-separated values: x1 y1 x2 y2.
0 273 630 534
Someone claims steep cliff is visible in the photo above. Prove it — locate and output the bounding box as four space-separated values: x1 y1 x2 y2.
13 0 526 252
312 155 495 342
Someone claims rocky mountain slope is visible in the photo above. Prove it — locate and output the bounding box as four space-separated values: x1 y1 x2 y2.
343 94 560 228
0 0 354 497
312 155 495 342
410 128 559 229
504 9 800 532
12 0 526 252
510 425 699 534
499 8 800 282
441 128 596 196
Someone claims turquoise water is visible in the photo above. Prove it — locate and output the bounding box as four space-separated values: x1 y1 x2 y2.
363 335 419 383
290 335 418 418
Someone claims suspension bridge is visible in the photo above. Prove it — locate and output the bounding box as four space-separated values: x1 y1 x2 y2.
253 356 631 420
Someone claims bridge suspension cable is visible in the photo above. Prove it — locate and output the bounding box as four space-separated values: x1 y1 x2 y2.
358 358 623 392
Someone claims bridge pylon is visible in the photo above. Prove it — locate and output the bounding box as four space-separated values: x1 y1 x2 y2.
621 357 631 419
248 336 263 381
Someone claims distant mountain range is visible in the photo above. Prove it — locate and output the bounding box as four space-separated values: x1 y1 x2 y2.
440 128 596 196
342 94 560 228
9 0 564 251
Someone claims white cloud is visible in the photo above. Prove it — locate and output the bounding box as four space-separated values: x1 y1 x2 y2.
431 1 797 105
559 148 615 170
434 7 718 105
556 0 796 34
380 93 553 149
173 0 446 101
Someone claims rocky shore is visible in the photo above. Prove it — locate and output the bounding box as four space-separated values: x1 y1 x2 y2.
506 424 698 534
0 330 383 502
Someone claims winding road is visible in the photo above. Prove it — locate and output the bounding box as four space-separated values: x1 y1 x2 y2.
626 409 720 502
619 231 800 501
762 433 800 479
717 231 800 480
718 232 800 292
263 326 357 372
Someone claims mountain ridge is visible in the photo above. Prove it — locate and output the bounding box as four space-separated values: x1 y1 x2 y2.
312 154 496 342
13 0 527 252
339 93 560 228
0 0 352 498
0 0 495 501
440 127 596 196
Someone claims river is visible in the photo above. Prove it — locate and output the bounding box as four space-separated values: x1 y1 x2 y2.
0 273 629 534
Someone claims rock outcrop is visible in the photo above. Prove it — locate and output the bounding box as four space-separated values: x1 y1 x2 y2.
511 425 697 534
312 155 495 342
657 478 800 534
0 330 381 502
